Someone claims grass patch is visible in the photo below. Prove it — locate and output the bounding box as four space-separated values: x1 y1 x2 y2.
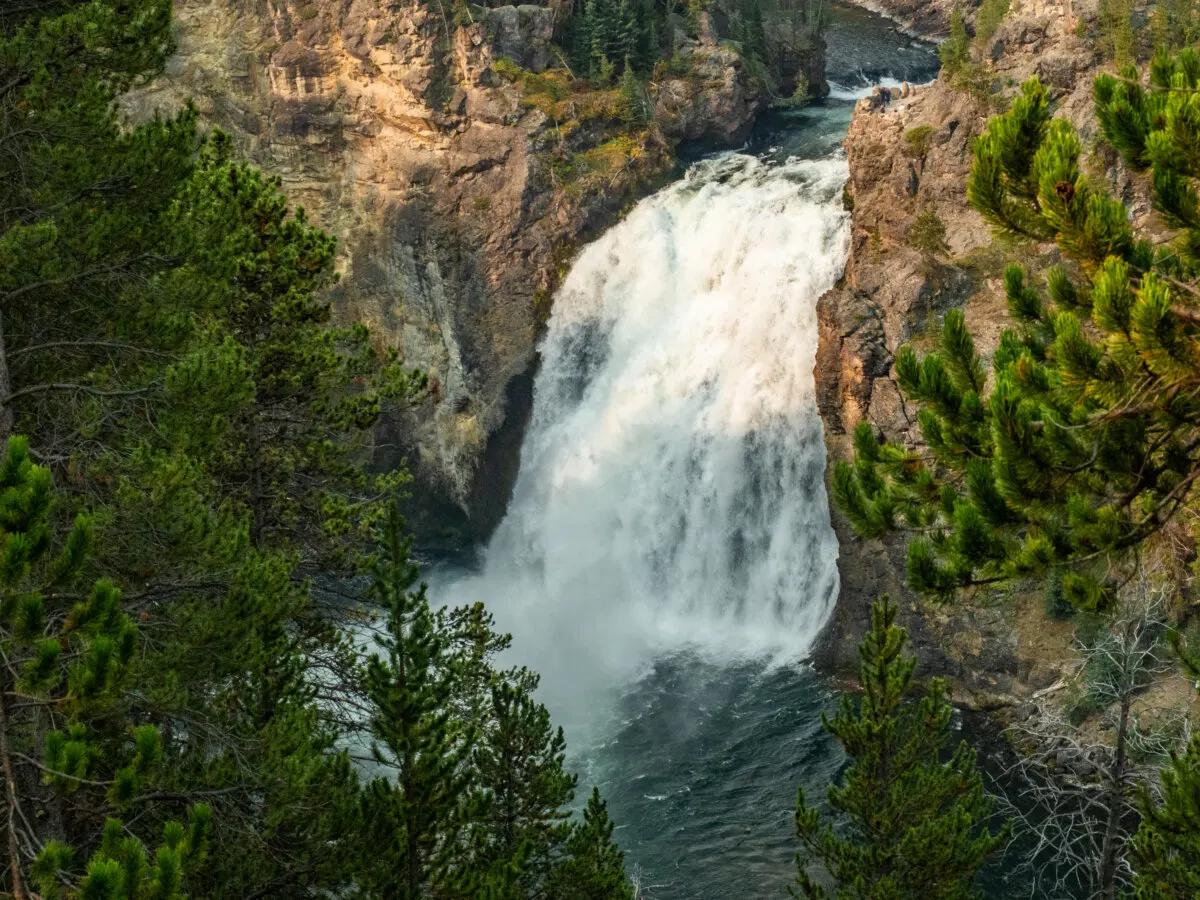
574 135 646 177
493 58 628 135
903 124 936 158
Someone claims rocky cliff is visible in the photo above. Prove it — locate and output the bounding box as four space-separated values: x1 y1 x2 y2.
812 0 1156 706
131 0 819 544
853 0 963 34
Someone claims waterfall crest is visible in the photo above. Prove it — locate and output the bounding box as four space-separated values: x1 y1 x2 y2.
442 152 850 713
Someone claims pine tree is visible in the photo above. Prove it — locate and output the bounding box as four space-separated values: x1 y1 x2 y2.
0 0 197 443
470 674 577 892
793 599 1006 899
618 63 649 126
1148 0 1200 53
939 7 971 77
0 4 366 894
1129 727 1200 897
587 0 614 79
743 0 768 64
98 134 413 896
834 57 1200 611
357 502 473 899
568 0 597 75
1097 0 1135 65
546 788 635 900
436 601 631 897
0 435 210 898
615 0 637 69
569 0 661 80
634 0 660 73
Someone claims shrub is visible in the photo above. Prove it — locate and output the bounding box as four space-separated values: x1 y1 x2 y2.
903 124 936 158
791 73 811 106
576 135 644 177
908 207 949 259
652 52 692 80
492 56 524 82
774 73 812 109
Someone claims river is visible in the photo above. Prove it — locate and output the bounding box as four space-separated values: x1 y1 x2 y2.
432 7 941 897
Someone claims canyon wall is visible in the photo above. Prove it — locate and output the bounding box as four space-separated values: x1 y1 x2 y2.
852 0 962 34
813 0 1154 706
130 0 817 543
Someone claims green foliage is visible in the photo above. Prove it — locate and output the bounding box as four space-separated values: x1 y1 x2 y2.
1130 733 1200 898
0 0 628 895
492 56 525 82
357 503 472 899
939 7 971 76
357 506 634 898
1097 0 1136 66
973 0 1010 51
792 73 812 105
469 674 576 892
0 0 426 890
937 5 996 101
0 435 208 897
1042 568 1074 619
793 599 1006 898
35 807 211 900
545 789 635 900
836 59 1200 610
0 2 634 897
617 64 649 126
739 0 769 64
908 207 950 260
567 0 662 80
1149 0 1200 53
904 124 936 158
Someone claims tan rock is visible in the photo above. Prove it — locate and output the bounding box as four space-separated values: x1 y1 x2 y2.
129 0 785 538
814 0 1150 707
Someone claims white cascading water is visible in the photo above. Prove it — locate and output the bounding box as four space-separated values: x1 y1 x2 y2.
441 151 850 720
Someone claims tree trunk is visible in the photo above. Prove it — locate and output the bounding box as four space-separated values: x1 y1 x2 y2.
0 312 14 443
0 680 28 900
1098 689 1132 899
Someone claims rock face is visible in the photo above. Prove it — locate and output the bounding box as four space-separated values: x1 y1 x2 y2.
812 0 1147 706
854 0 968 35
131 0 809 543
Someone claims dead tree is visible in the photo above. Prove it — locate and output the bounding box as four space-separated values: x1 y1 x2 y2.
998 591 1185 898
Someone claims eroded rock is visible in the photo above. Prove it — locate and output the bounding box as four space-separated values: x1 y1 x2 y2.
813 0 1145 708
130 0 811 542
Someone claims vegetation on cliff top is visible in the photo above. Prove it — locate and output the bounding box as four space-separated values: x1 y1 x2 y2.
492 0 825 201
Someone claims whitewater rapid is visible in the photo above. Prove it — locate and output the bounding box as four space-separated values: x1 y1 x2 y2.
440 151 849 717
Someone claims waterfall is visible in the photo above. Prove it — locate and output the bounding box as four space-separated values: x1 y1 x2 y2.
440 151 850 719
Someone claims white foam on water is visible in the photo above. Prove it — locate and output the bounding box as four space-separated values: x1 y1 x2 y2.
437 151 849 720
826 75 935 100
